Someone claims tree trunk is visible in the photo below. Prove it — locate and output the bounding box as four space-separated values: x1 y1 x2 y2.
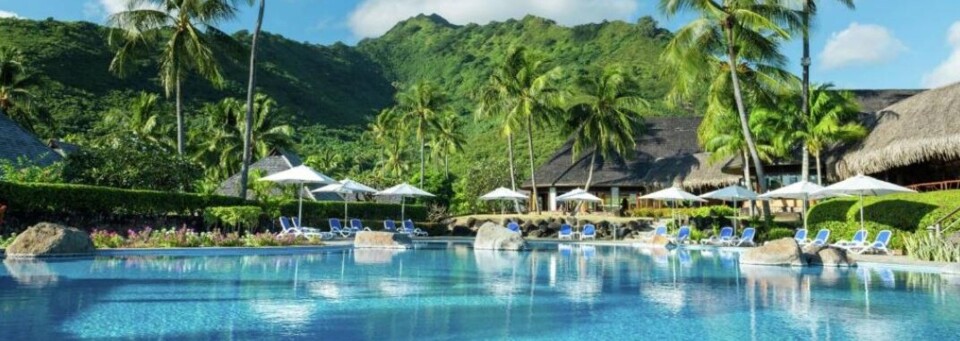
742 149 755 216
175 74 184 156
726 30 770 219
507 132 520 213
444 153 449 179
526 116 540 214
584 147 598 191
816 151 824 185
238 0 265 199
419 119 425 188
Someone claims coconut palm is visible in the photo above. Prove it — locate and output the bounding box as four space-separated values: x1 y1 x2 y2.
393 81 448 188
108 0 242 156
0 46 38 131
429 111 465 179
239 0 267 197
100 92 174 149
477 46 563 214
563 66 647 191
660 0 801 197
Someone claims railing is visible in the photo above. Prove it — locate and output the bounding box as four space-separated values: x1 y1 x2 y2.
907 180 960 192
928 205 960 235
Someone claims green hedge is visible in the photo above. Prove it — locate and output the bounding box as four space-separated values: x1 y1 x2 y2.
807 190 960 249
0 181 248 216
279 201 427 225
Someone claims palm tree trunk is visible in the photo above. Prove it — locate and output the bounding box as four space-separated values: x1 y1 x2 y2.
726 32 770 218
444 153 449 179
584 147 598 191
507 132 520 213
175 73 184 156
419 138 425 188
742 149 755 216
526 116 540 214
815 151 824 185
238 0 265 198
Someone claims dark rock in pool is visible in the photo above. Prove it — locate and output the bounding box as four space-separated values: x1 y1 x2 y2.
5 222 94 257
740 238 803 266
802 244 856 267
451 225 474 236
474 222 526 251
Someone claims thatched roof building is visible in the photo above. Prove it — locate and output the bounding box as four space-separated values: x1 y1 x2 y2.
837 83 960 179
216 149 341 201
523 116 739 191
0 111 60 166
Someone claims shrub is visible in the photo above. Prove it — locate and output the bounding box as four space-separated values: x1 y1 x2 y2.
764 227 795 242
204 206 262 232
62 140 202 192
90 230 124 248
89 227 323 248
0 232 17 248
903 232 960 262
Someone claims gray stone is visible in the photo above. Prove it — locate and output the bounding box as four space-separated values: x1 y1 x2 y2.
354 231 413 249
474 222 526 251
5 222 94 257
740 238 803 266
802 244 855 267
451 225 473 236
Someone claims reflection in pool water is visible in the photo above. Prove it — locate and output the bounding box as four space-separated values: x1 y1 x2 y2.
1 243 959 340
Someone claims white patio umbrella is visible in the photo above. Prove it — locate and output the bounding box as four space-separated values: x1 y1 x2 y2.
641 187 707 228
374 183 435 221
758 181 827 230
479 187 528 214
258 165 336 223
312 178 379 221
700 185 758 232
815 174 916 230
556 188 603 215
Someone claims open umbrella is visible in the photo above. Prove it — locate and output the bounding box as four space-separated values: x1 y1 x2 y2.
375 183 435 221
815 174 916 230
641 187 706 228
700 185 758 232
758 181 827 230
479 187 528 214
312 178 379 221
259 165 335 223
556 188 603 215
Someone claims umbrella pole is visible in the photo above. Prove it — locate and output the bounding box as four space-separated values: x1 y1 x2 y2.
733 199 738 233
803 194 809 231
859 193 865 231
344 196 348 222
401 196 406 222
298 182 304 224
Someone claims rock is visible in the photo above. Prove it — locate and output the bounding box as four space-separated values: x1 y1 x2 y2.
465 217 477 227
5 222 94 257
547 222 561 231
354 231 413 249
740 238 803 266
474 222 526 251
814 247 856 267
801 244 824 264
522 222 535 233
451 225 473 236
648 234 677 249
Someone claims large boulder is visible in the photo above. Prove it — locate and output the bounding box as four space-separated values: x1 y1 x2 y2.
648 234 677 249
354 231 413 249
802 244 856 267
740 238 803 266
5 222 94 257
474 222 526 251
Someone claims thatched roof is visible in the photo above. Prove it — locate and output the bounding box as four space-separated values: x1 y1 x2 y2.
216 149 341 201
0 110 60 166
523 116 739 191
837 83 960 177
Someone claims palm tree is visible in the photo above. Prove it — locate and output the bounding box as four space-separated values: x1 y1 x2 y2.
239 0 267 198
660 0 801 197
108 0 242 156
477 47 563 214
393 81 447 188
429 111 465 179
100 92 174 149
563 66 647 191
794 0 855 182
476 70 524 213
0 46 38 131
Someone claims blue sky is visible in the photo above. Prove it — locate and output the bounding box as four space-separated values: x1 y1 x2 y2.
1 0 958 89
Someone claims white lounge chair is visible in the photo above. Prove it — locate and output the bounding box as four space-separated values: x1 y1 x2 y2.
834 229 869 250
328 218 353 238
403 220 429 237
800 229 831 247
580 224 597 240
858 230 893 255
733 227 756 247
558 224 573 240
671 225 691 244
702 226 734 246
794 229 808 244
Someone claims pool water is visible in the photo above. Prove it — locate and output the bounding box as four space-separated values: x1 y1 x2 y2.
2 243 959 340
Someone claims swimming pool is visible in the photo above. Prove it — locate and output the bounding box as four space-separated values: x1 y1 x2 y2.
1 242 959 340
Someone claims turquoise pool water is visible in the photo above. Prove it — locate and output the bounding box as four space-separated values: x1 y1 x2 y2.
2 243 959 340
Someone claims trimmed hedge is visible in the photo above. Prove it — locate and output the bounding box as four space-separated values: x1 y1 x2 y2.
0 181 248 215
280 200 427 224
807 190 960 249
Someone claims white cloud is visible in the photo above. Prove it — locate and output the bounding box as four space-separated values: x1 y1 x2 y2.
347 0 640 38
0 10 19 18
84 0 153 20
819 22 906 70
921 22 960 88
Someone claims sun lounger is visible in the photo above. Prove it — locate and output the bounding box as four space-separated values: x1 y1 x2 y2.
834 229 868 250
558 224 573 240
733 227 756 247
280 217 329 239
291 217 324 235
350 218 371 232
671 225 691 244
794 229 808 244
581 224 597 240
857 230 892 255
507 222 521 233
702 226 734 246
801 229 831 247
328 218 353 238
384 220 398 232
403 219 429 237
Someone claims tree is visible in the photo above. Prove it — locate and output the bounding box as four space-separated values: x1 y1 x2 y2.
393 81 448 188
563 66 647 191
239 0 267 198
108 0 242 156
99 92 173 149
660 0 801 199
0 46 39 132
429 111 465 179
476 46 563 214
370 108 409 181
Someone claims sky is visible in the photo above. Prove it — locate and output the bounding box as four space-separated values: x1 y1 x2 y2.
0 0 958 89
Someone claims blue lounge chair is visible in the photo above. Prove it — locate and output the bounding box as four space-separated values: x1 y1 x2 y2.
802 229 831 247
279 216 298 235
654 226 668 236
858 230 892 255
507 222 521 233
383 219 398 232
558 224 573 240
350 218 370 232
734 227 756 247
794 229 808 244
328 218 353 238
703 227 734 246
281 217 327 239
403 219 429 237
581 224 596 240
672 225 691 244
834 229 869 249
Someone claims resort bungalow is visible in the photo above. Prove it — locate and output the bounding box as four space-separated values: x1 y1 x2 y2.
216 149 341 201
0 110 61 166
